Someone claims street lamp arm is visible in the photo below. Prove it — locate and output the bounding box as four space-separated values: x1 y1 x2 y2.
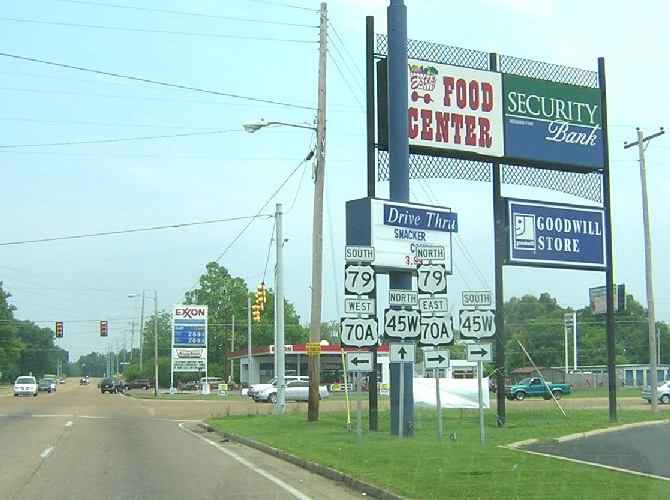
243 119 316 133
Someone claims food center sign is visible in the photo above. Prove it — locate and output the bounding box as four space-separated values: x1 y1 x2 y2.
172 305 208 373
378 57 604 171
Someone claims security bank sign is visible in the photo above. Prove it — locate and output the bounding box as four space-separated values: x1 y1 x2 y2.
508 199 605 269
372 199 457 271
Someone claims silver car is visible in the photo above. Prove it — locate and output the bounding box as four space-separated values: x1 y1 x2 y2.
253 379 329 403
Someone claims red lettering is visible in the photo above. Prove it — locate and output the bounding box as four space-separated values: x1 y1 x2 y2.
450 113 464 144
420 109 433 140
456 79 467 109
481 82 493 112
408 107 419 139
464 115 477 146
435 111 449 143
468 80 480 111
443 76 455 106
478 117 492 148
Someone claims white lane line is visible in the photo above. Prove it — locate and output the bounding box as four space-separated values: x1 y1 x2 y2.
78 415 112 419
31 414 74 418
40 446 54 459
66 421 73 427
179 423 313 500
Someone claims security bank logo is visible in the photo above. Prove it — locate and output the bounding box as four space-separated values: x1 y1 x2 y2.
513 213 536 250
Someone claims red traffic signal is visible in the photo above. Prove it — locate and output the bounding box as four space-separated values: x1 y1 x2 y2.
55 321 64 338
100 320 108 337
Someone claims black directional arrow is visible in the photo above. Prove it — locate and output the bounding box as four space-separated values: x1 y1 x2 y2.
351 357 370 366
427 354 446 364
398 347 407 360
470 347 488 357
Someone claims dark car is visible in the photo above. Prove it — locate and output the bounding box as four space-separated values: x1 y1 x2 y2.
182 380 199 391
100 378 125 394
125 379 151 390
38 379 53 393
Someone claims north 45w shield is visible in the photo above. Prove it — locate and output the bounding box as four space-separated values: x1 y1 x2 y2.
384 309 421 340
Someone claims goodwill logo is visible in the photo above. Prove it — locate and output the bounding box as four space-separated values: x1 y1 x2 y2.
508 200 605 269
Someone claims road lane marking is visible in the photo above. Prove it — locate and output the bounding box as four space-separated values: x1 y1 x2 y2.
79 415 112 419
179 423 313 500
66 421 73 427
31 414 73 418
40 447 54 459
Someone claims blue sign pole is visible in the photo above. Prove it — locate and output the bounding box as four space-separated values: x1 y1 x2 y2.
387 0 413 437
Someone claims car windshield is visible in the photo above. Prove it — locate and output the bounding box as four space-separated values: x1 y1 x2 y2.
16 377 34 384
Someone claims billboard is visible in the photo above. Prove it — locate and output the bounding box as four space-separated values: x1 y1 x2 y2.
503 74 603 169
507 199 605 269
172 306 208 373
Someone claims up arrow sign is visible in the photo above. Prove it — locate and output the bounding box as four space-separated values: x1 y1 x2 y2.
390 343 415 363
424 349 450 369
346 351 373 372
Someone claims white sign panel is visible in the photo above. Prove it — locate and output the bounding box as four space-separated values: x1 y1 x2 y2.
344 264 375 296
340 317 379 347
462 290 492 307
389 289 418 307
346 352 374 372
407 59 504 157
171 348 207 372
344 298 375 316
384 308 421 340
419 296 448 314
390 343 415 363
466 343 493 363
417 263 448 294
415 245 445 261
424 349 450 369
370 199 456 272
419 315 454 346
459 309 496 339
345 245 375 263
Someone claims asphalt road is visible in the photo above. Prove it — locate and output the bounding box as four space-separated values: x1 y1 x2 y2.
0 380 367 500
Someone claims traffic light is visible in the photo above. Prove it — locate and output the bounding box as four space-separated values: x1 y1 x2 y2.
252 304 261 323
100 320 108 337
55 321 63 338
252 282 268 323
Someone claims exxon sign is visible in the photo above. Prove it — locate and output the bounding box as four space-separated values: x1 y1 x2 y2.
174 306 207 319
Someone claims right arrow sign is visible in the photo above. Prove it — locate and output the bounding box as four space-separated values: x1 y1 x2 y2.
466 343 493 363
424 349 450 369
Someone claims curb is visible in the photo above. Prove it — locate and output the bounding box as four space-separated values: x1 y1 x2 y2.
198 423 403 500
554 418 670 443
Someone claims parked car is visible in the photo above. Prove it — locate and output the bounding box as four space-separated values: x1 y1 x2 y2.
58 377 67 384
200 377 223 390
642 381 670 404
253 379 329 403
38 378 53 393
182 380 199 391
100 378 125 394
248 375 309 399
14 376 38 397
125 379 151 390
506 377 571 401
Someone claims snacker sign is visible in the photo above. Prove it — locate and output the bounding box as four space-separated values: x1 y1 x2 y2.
370 199 457 272
406 58 504 157
507 199 605 269
503 74 604 169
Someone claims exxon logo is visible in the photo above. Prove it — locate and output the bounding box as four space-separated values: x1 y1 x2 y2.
175 307 207 318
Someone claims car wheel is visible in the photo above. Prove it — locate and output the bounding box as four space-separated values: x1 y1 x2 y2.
515 391 526 401
33 392 38 397
14 393 18 397
101 390 105 394
268 393 278 404
660 394 670 404
552 390 562 400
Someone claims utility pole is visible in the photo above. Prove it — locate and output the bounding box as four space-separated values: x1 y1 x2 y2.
139 291 145 372
230 315 235 384
247 296 253 386
307 1 327 422
276 203 286 415
129 320 135 361
624 127 664 413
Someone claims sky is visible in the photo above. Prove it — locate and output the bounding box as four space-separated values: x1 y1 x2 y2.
0 0 668 361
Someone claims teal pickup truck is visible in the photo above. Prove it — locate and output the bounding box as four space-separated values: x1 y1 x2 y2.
506 376 571 401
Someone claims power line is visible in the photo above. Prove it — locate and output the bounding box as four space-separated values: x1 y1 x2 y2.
327 51 364 111
0 52 315 111
245 0 319 12
0 116 217 131
0 129 240 149
50 0 318 27
0 17 317 43
328 22 364 81
327 34 365 94
0 214 272 247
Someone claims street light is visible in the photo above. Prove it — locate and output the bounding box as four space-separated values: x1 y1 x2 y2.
129 291 158 396
243 117 325 420
128 292 146 371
